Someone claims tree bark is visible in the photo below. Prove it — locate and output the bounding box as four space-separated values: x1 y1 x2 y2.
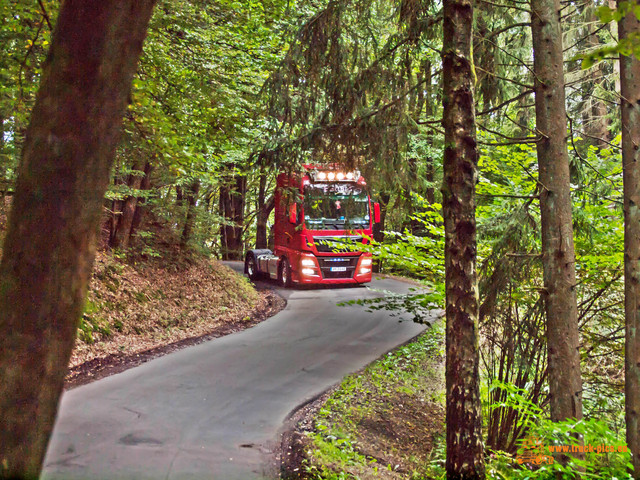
180 179 200 249
129 160 154 241
530 0 584 429
256 195 275 250
619 3 640 476
441 0 485 476
0 2 155 478
256 166 275 250
219 171 246 260
109 159 147 249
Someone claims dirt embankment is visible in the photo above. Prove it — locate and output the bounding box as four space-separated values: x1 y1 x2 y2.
67 252 284 388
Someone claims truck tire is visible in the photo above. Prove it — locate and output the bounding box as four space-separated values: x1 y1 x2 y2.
245 253 261 281
279 258 292 288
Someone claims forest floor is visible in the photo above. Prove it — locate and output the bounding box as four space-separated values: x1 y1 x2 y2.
280 321 446 480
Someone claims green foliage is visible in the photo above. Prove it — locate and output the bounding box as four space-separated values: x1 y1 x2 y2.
79 299 111 344
480 382 631 479
0 0 56 190
579 2 640 68
485 418 632 479
338 195 445 323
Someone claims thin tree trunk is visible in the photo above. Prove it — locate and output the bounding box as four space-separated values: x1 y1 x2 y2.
129 160 154 241
619 3 640 476
423 61 437 207
108 178 124 245
0 1 155 477
180 179 200 249
219 171 246 260
256 196 275 250
530 0 584 432
0 116 5 198
256 166 275 250
110 159 147 249
442 0 485 475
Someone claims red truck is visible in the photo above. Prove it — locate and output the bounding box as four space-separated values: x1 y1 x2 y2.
244 165 380 287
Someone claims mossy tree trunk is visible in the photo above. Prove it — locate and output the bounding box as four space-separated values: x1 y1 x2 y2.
0 1 156 478
530 0 584 432
619 3 640 476
441 0 485 476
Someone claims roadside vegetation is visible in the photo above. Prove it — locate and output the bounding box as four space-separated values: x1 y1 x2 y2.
283 323 446 480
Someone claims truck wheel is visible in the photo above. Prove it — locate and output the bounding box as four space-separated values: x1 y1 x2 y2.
279 258 292 288
245 254 260 281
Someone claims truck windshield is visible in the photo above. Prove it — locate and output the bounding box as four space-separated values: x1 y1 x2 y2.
303 183 370 229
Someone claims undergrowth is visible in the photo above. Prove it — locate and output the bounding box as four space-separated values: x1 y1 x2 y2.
299 322 446 480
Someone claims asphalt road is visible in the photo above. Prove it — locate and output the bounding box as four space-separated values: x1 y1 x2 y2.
43 263 432 480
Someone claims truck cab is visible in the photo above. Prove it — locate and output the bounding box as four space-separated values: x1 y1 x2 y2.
244 165 380 287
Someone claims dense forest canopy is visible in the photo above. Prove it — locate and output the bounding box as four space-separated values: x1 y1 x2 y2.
1 0 640 478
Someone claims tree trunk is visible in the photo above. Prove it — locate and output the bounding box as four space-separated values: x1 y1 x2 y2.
582 7 612 149
0 1 155 478
109 159 147 249
256 195 275 250
108 178 124 246
423 61 437 207
180 179 200 249
619 3 640 476
256 166 275 250
129 160 154 241
441 0 485 476
530 0 584 431
219 171 246 260
176 185 184 206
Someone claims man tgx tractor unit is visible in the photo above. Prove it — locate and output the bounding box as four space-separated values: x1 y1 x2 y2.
244 165 380 287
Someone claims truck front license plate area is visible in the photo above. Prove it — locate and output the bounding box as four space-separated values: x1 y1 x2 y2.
330 266 347 272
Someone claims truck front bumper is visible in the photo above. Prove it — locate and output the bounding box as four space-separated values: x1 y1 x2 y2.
291 254 373 285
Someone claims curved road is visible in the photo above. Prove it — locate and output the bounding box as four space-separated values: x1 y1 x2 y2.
43 264 432 480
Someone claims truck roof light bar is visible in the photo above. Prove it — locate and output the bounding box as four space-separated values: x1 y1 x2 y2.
309 169 360 182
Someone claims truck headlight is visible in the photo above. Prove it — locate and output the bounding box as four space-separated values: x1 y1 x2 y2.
301 268 316 276
301 258 316 267
360 258 373 267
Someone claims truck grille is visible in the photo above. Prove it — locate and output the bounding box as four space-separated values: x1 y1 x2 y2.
318 257 358 279
313 236 363 253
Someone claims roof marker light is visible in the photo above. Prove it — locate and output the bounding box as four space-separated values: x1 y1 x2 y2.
346 172 354 180
337 172 345 180
327 172 336 180
317 171 327 180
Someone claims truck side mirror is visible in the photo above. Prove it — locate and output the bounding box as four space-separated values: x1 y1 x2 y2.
374 203 381 223
288 203 297 224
